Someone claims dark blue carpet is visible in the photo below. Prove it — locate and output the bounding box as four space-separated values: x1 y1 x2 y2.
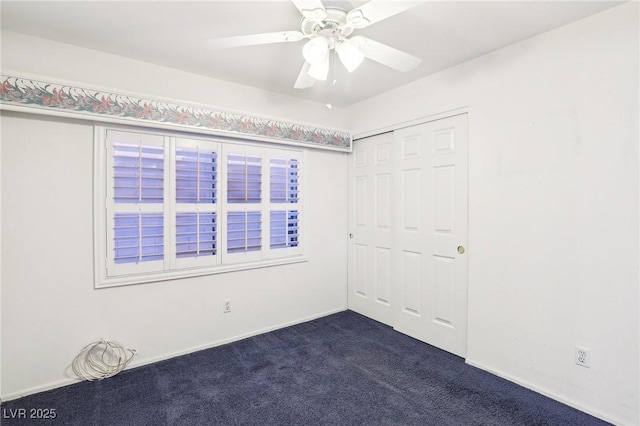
1 310 610 425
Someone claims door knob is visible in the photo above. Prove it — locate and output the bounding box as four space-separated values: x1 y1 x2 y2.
457 245 465 254
349 233 353 239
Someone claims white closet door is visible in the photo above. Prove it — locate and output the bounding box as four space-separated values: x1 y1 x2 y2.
347 132 394 326
393 114 468 357
348 113 468 357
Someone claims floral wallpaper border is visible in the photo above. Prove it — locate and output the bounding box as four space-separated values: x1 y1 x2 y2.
0 75 352 151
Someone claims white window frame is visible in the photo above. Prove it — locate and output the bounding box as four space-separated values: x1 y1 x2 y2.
94 126 306 288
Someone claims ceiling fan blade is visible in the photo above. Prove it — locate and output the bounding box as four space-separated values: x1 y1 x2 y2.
204 31 304 49
352 36 421 72
290 0 327 21
294 62 316 89
347 1 421 28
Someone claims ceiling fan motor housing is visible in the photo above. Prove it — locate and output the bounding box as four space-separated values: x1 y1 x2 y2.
301 8 354 42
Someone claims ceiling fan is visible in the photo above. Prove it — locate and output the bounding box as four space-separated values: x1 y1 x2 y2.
205 0 422 89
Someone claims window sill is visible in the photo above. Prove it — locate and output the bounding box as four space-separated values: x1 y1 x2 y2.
95 255 308 289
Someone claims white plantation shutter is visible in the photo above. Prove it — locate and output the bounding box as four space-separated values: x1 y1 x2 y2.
270 210 299 249
268 151 303 258
176 146 217 204
96 127 304 287
227 211 262 253
175 212 217 258
227 153 262 203
106 130 166 276
173 139 219 268
114 212 164 263
113 143 164 203
223 145 264 263
270 158 299 203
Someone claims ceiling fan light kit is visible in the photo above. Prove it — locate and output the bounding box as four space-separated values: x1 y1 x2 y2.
308 56 330 80
302 36 329 64
298 7 365 80
205 0 422 90
336 39 365 72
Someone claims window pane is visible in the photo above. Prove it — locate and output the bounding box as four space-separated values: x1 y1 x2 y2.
176 147 217 204
270 158 299 203
114 143 164 203
114 213 164 263
228 153 262 203
227 211 261 253
176 212 217 258
270 210 299 249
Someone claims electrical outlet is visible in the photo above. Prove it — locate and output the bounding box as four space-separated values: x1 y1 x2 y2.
223 299 231 314
575 346 590 368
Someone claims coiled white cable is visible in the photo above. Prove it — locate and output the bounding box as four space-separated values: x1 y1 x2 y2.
72 338 137 381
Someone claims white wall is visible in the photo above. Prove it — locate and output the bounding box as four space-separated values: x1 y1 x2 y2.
349 3 639 425
0 111 348 398
0 30 350 399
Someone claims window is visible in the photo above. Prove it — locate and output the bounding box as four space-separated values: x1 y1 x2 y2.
95 127 304 287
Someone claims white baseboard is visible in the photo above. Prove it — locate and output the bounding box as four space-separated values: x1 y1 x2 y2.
0 308 346 403
465 359 626 426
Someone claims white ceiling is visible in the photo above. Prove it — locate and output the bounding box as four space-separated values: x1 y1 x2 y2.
1 0 624 106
